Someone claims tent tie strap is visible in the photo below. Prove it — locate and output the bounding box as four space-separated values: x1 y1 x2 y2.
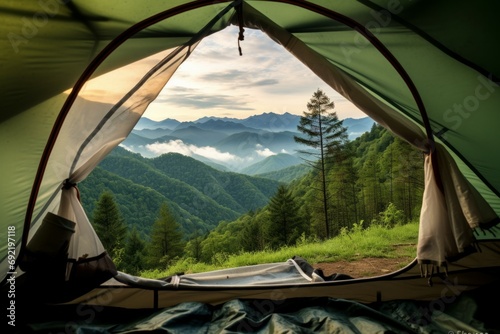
62 178 81 202
419 263 448 287
236 1 244 56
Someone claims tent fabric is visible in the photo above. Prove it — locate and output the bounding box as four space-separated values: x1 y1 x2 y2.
2 0 500 324
21 281 500 333
418 144 499 266
113 257 330 290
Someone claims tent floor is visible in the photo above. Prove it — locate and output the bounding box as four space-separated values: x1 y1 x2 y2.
9 279 500 333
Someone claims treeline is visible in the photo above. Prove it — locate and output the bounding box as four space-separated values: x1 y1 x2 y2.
91 191 185 275
91 122 424 275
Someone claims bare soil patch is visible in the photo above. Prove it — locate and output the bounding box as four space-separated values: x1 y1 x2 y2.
313 256 414 278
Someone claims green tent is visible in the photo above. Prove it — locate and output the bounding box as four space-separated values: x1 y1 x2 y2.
2 1 500 332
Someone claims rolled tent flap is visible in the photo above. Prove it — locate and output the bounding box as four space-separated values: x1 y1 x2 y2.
58 184 117 299
418 144 499 268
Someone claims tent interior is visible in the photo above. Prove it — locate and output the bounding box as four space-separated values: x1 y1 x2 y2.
1 0 500 332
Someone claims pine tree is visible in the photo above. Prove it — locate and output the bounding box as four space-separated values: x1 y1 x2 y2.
92 190 127 260
185 230 204 262
148 202 184 267
266 184 305 248
122 226 146 275
238 211 266 252
294 89 348 238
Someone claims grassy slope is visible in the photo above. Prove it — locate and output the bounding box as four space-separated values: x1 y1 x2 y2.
141 221 419 278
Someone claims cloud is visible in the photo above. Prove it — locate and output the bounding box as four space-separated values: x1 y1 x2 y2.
255 147 276 157
145 140 241 163
143 26 365 121
199 69 248 82
198 70 279 88
119 144 135 152
253 79 279 86
154 87 254 111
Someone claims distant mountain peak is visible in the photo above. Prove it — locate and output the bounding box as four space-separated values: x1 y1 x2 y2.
135 117 180 130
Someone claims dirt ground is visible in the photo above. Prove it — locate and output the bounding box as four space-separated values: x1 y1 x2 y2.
313 256 414 278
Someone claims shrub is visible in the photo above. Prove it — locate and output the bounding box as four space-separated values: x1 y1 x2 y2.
375 203 406 228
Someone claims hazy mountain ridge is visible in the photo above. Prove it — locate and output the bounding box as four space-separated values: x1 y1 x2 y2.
122 112 374 174
241 153 303 175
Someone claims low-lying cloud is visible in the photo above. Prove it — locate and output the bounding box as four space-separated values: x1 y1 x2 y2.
146 140 241 163
255 146 276 157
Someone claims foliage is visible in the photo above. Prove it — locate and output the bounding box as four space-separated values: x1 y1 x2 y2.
238 210 267 253
199 221 240 264
256 163 311 183
121 226 146 275
147 203 185 267
140 221 419 278
91 191 127 261
374 202 406 228
266 184 307 248
80 148 281 236
184 230 204 262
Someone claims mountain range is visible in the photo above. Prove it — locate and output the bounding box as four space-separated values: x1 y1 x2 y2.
123 112 375 175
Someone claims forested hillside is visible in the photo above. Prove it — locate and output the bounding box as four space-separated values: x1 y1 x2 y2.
79 147 281 236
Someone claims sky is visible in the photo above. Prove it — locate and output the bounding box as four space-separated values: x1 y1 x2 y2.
143 26 366 122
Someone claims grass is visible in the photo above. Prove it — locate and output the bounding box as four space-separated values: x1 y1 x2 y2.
141 221 419 279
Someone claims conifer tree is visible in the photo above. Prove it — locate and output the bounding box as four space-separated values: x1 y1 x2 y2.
122 226 146 275
148 202 184 266
266 184 305 248
185 230 204 262
294 89 348 238
92 190 127 260
239 214 266 252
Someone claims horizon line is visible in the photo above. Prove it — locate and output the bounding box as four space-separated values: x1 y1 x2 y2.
142 111 370 123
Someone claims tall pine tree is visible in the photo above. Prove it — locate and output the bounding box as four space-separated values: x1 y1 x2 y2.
294 89 348 238
92 190 127 260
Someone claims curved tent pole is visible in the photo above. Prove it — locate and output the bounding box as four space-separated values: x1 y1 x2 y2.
20 0 435 279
